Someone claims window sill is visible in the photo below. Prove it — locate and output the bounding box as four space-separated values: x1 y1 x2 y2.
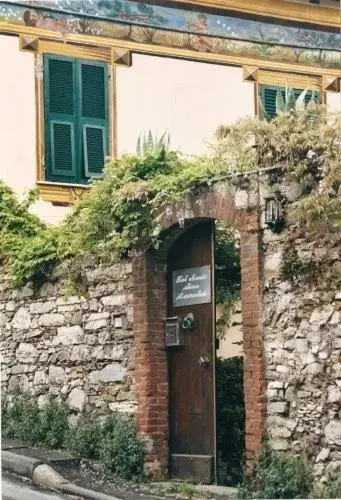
37 181 90 206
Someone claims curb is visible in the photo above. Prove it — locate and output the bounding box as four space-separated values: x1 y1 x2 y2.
2 450 121 500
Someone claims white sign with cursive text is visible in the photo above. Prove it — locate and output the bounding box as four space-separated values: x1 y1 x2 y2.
172 266 211 307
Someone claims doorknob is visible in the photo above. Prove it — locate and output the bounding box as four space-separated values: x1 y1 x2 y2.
199 356 210 367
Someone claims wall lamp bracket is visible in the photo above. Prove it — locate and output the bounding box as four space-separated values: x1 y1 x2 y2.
264 194 285 233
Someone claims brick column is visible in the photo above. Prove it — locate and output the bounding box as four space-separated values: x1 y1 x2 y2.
133 252 169 479
239 219 266 464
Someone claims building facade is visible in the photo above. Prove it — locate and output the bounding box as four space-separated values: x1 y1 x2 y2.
0 0 340 223
0 0 340 485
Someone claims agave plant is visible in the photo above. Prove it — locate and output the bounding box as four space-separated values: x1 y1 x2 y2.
258 87 317 121
136 130 170 157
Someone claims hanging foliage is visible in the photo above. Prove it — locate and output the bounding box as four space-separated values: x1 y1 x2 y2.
0 102 340 288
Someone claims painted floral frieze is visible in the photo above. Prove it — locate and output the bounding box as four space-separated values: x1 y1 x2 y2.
0 0 340 69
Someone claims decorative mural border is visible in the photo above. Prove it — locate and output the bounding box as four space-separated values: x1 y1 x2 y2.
178 0 340 28
0 1 340 73
1 0 339 205
1 22 340 80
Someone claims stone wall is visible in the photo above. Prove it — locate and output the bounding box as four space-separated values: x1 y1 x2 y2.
263 228 341 481
0 260 136 416
1 173 340 481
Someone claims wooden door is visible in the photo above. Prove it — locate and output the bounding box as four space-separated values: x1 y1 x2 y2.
167 221 215 483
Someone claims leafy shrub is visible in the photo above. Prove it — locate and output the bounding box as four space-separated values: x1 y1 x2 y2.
99 415 146 481
67 417 102 459
1 396 68 448
2 396 145 480
237 445 312 499
216 357 245 485
310 474 341 499
39 400 69 448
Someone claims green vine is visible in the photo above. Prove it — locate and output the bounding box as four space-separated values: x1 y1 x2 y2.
0 103 340 288
215 223 241 337
280 243 323 286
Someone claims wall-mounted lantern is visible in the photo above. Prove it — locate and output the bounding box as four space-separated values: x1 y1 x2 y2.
264 194 284 233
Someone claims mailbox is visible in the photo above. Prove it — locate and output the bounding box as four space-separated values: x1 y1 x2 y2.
165 316 184 347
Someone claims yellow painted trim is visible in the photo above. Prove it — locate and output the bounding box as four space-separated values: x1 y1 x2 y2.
258 69 323 91
37 39 112 62
1 23 339 79
37 182 89 205
178 0 340 28
28 36 117 205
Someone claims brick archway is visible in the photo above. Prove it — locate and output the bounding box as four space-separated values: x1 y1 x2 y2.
133 185 265 480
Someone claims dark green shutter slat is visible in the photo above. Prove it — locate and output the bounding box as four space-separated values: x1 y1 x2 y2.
83 125 106 177
50 121 76 176
45 55 77 181
262 86 321 120
81 64 106 119
48 59 74 114
79 60 108 178
263 87 277 119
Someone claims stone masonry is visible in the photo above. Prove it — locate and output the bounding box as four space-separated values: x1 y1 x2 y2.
263 229 341 481
1 172 340 481
0 260 136 417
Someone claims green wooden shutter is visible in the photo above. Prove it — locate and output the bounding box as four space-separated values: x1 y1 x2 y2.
262 86 320 120
262 87 278 119
44 55 77 180
79 60 108 178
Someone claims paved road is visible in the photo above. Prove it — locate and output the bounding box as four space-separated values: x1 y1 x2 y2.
1 473 70 500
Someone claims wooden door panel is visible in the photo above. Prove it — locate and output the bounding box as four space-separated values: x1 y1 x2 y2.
167 221 215 481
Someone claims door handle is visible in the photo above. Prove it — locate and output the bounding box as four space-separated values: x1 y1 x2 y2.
199 356 210 367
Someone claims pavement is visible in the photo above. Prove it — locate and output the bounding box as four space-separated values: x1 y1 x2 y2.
1 439 237 500
1 439 121 500
2 472 70 500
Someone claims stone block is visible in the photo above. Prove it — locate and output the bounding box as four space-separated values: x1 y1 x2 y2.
49 366 67 385
268 402 288 414
235 190 248 209
112 345 124 360
295 339 308 353
12 308 31 330
327 386 341 403
85 319 108 331
57 325 83 345
310 305 334 326
56 296 86 306
303 363 323 375
88 370 100 384
316 448 330 463
269 426 292 439
38 314 65 327
100 295 127 307
269 438 289 451
325 420 341 446
264 252 282 279
70 345 90 362
68 388 86 412
15 343 39 364
29 302 55 314
109 401 137 414
99 363 127 383
33 370 49 386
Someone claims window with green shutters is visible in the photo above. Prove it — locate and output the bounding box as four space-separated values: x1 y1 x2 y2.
44 54 109 184
260 85 321 120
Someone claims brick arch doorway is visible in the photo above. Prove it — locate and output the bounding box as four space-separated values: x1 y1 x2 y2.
132 189 265 481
